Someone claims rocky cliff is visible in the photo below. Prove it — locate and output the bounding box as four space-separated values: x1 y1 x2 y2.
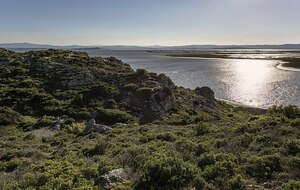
0 48 217 125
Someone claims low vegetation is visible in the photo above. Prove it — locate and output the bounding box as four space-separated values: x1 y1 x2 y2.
0 48 299 189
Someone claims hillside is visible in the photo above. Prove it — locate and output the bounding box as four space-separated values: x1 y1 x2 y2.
0 48 299 189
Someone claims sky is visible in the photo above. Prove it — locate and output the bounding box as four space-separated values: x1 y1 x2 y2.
0 0 300 46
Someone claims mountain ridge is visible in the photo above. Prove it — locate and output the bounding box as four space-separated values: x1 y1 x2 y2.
1 42 300 50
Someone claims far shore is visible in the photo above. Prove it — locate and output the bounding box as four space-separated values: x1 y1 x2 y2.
161 50 300 71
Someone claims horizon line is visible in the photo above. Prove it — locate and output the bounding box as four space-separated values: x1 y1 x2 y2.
1 42 300 47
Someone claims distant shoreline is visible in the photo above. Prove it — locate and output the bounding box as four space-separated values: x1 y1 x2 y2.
164 51 300 71
276 62 300 72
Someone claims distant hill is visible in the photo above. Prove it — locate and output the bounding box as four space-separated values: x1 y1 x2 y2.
1 42 300 50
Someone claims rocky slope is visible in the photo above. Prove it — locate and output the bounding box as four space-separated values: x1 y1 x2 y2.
0 48 217 125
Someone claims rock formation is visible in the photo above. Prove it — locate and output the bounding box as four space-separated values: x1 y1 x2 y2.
82 118 112 135
98 168 129 187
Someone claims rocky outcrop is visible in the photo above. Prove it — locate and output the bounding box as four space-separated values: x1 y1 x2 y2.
195 86 215 101
132 85 176 123
98 168 129 187
82 118 112 135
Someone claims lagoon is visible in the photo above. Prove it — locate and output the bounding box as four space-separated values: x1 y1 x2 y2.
85 49 300 108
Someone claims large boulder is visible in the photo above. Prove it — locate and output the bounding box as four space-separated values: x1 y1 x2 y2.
133 86 176 123
81 118 112 135
195 86 215 101
98 168 129 187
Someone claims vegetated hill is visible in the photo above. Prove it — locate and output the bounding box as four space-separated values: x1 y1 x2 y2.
0 48 299 189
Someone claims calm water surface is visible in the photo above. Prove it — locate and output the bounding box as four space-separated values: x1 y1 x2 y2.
85 49 300 108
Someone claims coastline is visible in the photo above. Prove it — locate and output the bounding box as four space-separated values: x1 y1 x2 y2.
217 98 267 115
164 52 300 72
276 62 300 72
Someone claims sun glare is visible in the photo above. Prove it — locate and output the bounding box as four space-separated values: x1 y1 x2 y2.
232 59 273 105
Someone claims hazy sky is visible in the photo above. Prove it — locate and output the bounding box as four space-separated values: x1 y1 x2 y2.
1 0 300 45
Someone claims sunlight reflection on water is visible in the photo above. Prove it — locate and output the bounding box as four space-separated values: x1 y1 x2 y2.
230 59 274 106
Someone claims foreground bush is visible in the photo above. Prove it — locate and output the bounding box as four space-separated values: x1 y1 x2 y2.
134 154 197 190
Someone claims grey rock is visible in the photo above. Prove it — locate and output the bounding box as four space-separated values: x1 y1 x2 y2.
195 86 215 101
98 168 129 187
94 124 112 133
82 118 112 135
112 123 127 128
263 182 271 188
51 116 64 130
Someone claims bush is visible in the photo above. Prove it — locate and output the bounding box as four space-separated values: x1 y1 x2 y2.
282 180 300 190
0 106 21 125
290 118 300 128
246 154 282 182
229 175 244 190
83 142 107 157
268 105 300 119
286 140 300 156
124 83 139 91
64 122 84 135
136 87 153 99
134 154 197 190
197 153 215 169
84 82 119 100
64 118 75 125
155 132 176 142
193 175 206 190
95 108 133 125
97 157 116 176
194 123 210 136
202 161 234 181
35 115 54 129
135 69 150 79
195 143 208 156
19 116 37 131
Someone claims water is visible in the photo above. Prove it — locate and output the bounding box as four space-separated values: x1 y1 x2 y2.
85 49 300 108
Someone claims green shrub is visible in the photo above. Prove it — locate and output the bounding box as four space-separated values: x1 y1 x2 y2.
19 116 37 131
229 175 244 190
34 115 54 129
64 118 75 125
124 83 139 91
282 180 300 190
24 133 36 140
64 122 84 135
0 157 30 172
268 105 300 119
285 140 300 156
155 132 176 142
134 154 197 190
290 118 300 128
197 153 216 169
194 123 210 136
135 69 150 79
97 157 116 175
83 142 107 157
193 175 206 190
246 154 282 182
202 160 234 182
195 143 208 156
84 83 118 100
136 87 153 99
0 106 21 125
81 165 98 180
95 108 133 125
